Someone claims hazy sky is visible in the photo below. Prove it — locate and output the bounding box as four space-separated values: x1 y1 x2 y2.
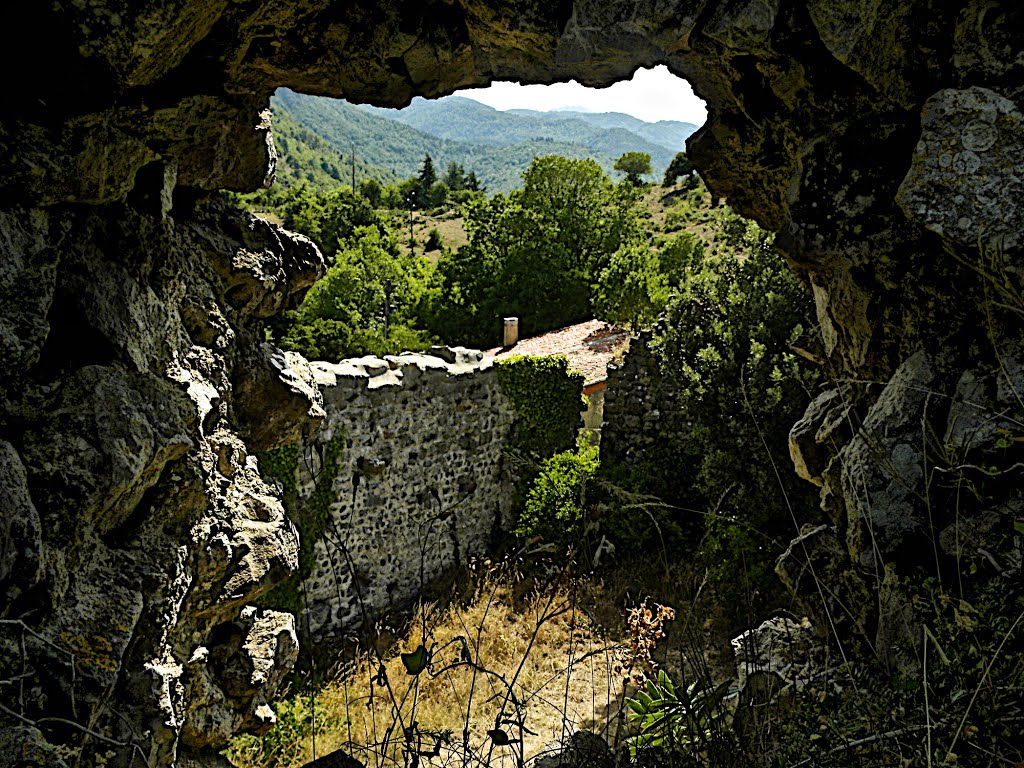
455 65 706 125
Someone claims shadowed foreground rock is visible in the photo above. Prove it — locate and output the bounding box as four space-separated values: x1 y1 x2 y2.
1 201 321 766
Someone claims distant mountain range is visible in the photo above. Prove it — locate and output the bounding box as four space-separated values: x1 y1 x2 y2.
271 89 700 193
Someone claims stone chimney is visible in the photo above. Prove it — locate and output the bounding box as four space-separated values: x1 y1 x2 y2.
503 317 519 347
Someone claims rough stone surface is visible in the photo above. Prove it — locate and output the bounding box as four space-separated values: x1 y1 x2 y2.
731 615 826 696
729 613 834 746
292 352 518 642
898 87 1024 252
302 747 365 768
835 351 935 568
774 525 874 650
0 442 44 611
0 202 320 766
601 331 686 472
181 607 298 747
789 388 851 487
0 727 70 768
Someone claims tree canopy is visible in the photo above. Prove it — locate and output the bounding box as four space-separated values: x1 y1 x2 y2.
423 156 647 346
614 151 653 186
662 151 695 187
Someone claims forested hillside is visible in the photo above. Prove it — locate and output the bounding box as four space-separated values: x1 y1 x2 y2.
506 106 696 152
272 89 696 192
272 109 399 190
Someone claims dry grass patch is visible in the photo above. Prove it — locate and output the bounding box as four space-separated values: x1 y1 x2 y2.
228 563 633 768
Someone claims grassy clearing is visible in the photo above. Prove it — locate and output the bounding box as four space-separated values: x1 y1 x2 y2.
392 209 468 262
225 555 740 768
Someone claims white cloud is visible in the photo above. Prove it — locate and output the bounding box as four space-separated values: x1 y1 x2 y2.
455 65 706 125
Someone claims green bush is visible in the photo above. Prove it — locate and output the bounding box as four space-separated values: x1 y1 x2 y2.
425 227 443 251
649 230 821 600
277 225 434 361
516 443 599 547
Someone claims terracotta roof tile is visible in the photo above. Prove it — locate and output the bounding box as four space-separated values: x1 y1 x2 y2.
483 319 630 386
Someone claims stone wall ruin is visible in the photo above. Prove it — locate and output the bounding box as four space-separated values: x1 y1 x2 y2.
288 350 518 643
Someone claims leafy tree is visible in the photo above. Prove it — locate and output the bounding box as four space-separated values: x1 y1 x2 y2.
520 156 642 274
423 156 646 347
426 181 449 209
658 232 704 287
380 184 405 209
279 226 433 360
421 193 533 346
516 443 600 547
662 151 695 187
359 178 382 207
277 184 383 257
397 177 422 210
645 228 821 595
594 243 667 329
614 151 653 186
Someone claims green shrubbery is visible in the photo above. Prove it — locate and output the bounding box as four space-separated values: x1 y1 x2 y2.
275 222 434 361
257 436 344 614
659 246 819 602
249 156 731 359
495 354 586 457
516 442 600 546
424 156 647 346
574 200 824 606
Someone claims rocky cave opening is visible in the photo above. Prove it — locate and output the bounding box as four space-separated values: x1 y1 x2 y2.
2 2 1023 767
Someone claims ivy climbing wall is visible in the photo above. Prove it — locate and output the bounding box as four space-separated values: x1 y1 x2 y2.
267 349 521 643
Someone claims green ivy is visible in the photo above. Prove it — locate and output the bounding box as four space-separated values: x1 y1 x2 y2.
260 443 300 498
257 435 345 614
495 354 586 457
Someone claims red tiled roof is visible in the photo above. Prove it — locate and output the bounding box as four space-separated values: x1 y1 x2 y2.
484 319 630 386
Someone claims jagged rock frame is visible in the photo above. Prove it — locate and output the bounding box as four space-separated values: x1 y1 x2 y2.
1 0 1022 765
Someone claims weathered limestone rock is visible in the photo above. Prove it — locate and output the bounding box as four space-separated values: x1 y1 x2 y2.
775 525 874 648
0 210 57 407
729 613 832 746
789 389 851 487
0 202 320 766
731 614 825 696
180 607 298 748
0 442 43 613
835 351 936 568
898 87 1024 252
302 747 365 768
0 727 69 768
233 344 325 452
22 366 195 536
